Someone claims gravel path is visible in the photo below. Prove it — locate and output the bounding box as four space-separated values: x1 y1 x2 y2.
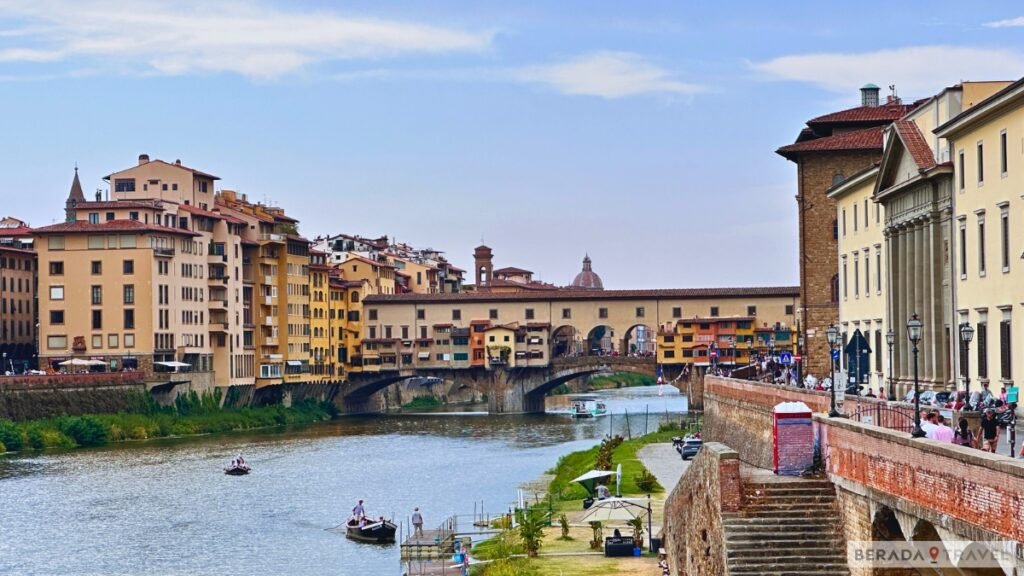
637 443 691 493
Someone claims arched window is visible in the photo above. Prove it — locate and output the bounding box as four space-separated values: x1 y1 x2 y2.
831 274 840 303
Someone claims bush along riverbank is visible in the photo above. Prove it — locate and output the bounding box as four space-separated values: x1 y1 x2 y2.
470 428 679 575
0 390 338 454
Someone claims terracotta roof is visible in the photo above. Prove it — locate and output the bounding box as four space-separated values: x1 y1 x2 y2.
493 266 533 275
105 158 220 181
75 200 163 210
806 103 915 127
344 254 395 268
776 127 885 159
0 245 34 255
892 120 937 171
0 226 34 238
676 316 755 324
365 286 799 304
31 219 200 237
177 204 247 225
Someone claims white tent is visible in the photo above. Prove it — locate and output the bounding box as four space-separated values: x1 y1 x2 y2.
576 497 649 524
571 470 616 497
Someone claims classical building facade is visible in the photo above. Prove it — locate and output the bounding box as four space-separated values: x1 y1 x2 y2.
0 218 37 370
778 84 914 378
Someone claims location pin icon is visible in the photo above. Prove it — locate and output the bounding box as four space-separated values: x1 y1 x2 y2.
929 546 940 562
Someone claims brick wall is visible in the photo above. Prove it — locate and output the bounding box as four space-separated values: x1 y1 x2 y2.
819 415 1024 543
796 152 881 377
662 442 741 576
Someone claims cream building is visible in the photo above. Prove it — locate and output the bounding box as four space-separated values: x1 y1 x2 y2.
828 165 889 393
936 78 1024 398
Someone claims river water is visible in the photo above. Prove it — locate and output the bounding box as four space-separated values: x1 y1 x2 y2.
0 386 687 576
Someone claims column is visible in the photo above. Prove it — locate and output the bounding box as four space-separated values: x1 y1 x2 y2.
922 217 935 383
902 223 913 384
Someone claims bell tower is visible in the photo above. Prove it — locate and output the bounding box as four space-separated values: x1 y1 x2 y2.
474 245 493 289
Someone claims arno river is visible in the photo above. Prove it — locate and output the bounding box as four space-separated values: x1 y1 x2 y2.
0 386 687 576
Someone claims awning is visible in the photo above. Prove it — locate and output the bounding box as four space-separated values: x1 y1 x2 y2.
286 360 302 366
417 352 430 359
154 361 190 368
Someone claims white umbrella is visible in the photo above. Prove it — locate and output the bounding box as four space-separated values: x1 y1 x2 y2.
576 497 648 524
571 470 615 497
58 359 92 366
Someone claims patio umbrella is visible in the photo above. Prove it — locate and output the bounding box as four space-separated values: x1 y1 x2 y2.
575 497 648 524
58 359 92 366
570 470 615 496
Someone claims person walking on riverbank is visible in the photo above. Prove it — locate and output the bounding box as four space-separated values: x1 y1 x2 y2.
411 507 424 538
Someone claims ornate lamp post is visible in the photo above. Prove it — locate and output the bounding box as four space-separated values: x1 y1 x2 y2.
886 329 895 401
959 322 974 405
908 313 925 438
826 324 841 417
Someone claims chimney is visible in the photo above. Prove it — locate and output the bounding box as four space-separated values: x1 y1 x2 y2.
860 83 880 107
138 153 150 165
174 159 181 166
95 190 101 201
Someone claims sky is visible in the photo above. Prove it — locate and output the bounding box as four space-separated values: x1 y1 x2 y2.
2 1 1024 289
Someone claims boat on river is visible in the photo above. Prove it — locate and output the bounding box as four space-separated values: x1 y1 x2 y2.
224 464 250 475
345 517 397 544
570 397 608 419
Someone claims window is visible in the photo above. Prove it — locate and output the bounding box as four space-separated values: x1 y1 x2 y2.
832 173 844 186
49 310 64 324
108 334 119 348
49 261 64 275
490 309 499 320
91 285 102 305
525 308 534 320
350 292 359 303
453 352 469 362
50 286 64 300
864 253 870 296
854 255 860 297
1000 130 1008 175
47 335 67 349
106 212 114 221
88 213 99 224
123 260 134 274
92 335 103 349
958 150 965 189
599 308 608 319
672 307 681 318
710 306 719 317
123 284 135 304
635 307 645 318
452 309 461 321
977 142 984 184
1000 318 1012 380
864 199 869 229
664 350 675 359
876 250 882 293
785 304 794 316
1001 206 1010 272
562 308 571 319
977 322 988 379
416 309 425 320
91 261 102 275
92 309 102 330
831 274 839 303
384 325 392 339
368 309 378 321
842 257 848 299
114 179 135 192
401 326 409 339
125 309 136 330
875 331 882 372
853 204 858 231
125 333 135 348
959 221 968 278
842 209 847 236
48 236 65 250
978 217 986 275
832 219 838 240
747 305 757 316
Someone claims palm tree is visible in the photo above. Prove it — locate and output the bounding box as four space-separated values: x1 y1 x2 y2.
516 509 546 557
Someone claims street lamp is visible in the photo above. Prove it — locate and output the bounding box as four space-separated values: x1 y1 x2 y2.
886 329 895 401
907 313 925 438
826 324 841 417
959 322 974 405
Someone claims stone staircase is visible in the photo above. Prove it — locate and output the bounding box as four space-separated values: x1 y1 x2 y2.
722 477 850 576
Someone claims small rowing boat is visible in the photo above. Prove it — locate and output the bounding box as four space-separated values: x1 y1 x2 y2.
224 464 250 476
345 517 397 544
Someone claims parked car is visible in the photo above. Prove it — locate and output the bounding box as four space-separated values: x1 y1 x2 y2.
903 390 937 405
680 438 703 460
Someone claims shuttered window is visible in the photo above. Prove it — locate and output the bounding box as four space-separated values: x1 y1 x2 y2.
1000 320 1012 380
977 322 988 379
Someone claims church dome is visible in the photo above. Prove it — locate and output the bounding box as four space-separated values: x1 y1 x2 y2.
571 255 603 290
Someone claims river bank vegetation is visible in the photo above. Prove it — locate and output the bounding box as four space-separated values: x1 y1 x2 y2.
0 391 337 454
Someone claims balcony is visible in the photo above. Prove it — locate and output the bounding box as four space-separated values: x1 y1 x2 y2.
208 299 228 310
208 320 229 332
263 295 276 306
208 252 228 263
263 275 274 286
263 316 277 326
264 337 279 347
208 275 229 285
153 247 175 257
258 233 285 243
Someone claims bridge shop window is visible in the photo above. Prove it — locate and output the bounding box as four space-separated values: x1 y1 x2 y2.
417 309 425 320
368 309 378 321
562 308 571 319
747 305 757 316
599 308 608 319
452 309 461 321
489 309 498 320
672 307 681 318
635 307 645 318
525 308 535 320
710 306 719 317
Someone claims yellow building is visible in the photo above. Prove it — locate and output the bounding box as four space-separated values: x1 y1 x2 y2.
309 250 332 381
937 78 1024 394
340 254 396 295
657 316 757 368
828 165 888 392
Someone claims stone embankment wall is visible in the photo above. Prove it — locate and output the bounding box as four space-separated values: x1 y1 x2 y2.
662 442 741 576
0 373 147 421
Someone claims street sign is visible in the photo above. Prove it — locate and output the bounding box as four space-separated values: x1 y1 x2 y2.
779 351 793 366
794 355 802 362
831 349 840 361
709 349 719 358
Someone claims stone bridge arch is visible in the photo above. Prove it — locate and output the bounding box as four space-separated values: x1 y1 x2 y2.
551 324 581 358
622 323 655 356
585 324 616 355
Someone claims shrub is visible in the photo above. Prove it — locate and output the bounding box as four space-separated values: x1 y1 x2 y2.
0 419 24 452
589 521 604 550
627 515 645 544
516 509 546 557
558 513 571 540
58 416 109 447
634 469 658 492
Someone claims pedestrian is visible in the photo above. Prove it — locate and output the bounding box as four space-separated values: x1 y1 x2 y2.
931 415 954 443
976 410 1000 453
921 411 938 437
953 418 974 448
352 499 366 520
411 507 424 538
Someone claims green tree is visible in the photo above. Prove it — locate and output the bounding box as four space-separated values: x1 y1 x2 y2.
516 509 546 557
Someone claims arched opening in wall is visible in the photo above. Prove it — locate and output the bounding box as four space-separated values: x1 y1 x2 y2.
831 274 840 303
871 506 906 542
586 325 615 356
551 325 579 358
910 519 953 575
623 324 654 357
956 542 1006 576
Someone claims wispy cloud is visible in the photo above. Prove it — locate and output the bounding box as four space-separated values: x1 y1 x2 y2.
0 0 493 79
983 16 1024 28
751 46 1024 96
514 51 704 99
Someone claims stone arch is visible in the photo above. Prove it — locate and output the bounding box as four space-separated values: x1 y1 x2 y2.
871 506 906 542
956 541 1006 575
550 325 579 358
622 324 654 357
910 519 953 575
586 325 615 356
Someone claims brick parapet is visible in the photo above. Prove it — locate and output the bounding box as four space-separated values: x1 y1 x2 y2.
663 442 738 576
0 371 146 391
